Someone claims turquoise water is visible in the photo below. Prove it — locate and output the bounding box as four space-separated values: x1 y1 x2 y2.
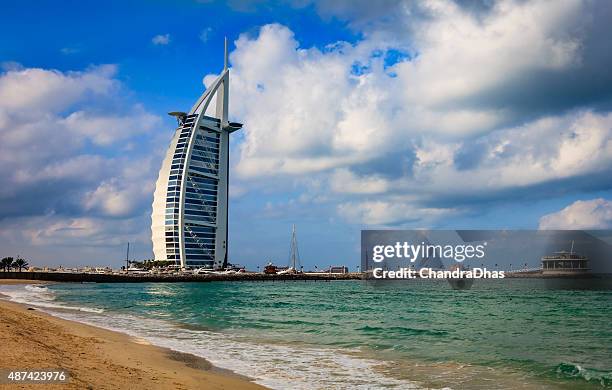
2 279 611 389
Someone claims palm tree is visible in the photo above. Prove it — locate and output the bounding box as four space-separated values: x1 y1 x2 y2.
1 257 14 272
14 258 28 272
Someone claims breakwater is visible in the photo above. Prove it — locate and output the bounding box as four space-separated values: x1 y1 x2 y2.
0 271 363 283
2 271 606 283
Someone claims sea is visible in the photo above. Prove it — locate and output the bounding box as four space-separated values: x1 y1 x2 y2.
1 279 611 389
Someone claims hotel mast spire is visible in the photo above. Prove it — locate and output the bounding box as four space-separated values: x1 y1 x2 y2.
224 36 228 71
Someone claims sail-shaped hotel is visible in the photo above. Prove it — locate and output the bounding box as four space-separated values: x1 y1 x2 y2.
151 41 242 270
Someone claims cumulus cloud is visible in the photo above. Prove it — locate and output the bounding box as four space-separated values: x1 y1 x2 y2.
0 214 149 248
314 0 612 114
0 64 164 255
329 169 389 194
216 1 612 225
152 34 171 45
407 110 612 197
337 200 455 225
0 65 117 113
393 0 584 107
227 24 400 178
539 199 612 229
83 177 152 218
63 107 159 146
226 4 611 175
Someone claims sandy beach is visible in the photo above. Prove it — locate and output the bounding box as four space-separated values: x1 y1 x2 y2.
0 280 266 390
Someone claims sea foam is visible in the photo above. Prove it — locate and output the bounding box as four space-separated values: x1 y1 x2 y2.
0 284 104 313
0 284 425 389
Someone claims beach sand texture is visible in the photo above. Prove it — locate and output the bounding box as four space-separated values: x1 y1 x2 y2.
0 280 266 390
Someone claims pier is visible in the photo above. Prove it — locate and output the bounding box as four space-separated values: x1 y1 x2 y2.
2 270 604 283
0 271 363 283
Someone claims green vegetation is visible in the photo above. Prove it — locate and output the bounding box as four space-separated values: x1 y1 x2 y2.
1 256 29 271
1 257 14 271
14 258 29 272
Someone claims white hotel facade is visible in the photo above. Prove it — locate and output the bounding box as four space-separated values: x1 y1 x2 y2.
151 42 241 269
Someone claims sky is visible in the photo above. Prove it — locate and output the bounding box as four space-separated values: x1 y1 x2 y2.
1 0 611 270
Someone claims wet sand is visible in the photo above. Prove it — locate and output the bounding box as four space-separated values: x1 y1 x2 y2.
0 280 266 389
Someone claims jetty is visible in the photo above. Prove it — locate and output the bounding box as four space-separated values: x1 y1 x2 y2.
0 271 363 283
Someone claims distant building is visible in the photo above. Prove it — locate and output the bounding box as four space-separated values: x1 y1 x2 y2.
151 40 242 270
326 266 349 274
541 250 590 276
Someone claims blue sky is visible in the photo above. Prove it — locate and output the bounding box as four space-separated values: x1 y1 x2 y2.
1 0 611 270
0 1 355 112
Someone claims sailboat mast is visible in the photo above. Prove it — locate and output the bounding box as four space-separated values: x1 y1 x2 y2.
289 224 301 271
126 242 130 270
292 224 296 269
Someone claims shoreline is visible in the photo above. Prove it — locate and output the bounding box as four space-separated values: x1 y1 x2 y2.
1 271 608 285
0 280 266 389
0 271 363 283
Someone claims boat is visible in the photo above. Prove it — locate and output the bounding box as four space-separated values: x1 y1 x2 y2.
194 267 214 275
277 267 296 275
127 266 149 275
264 262 278 274
541 241 590 276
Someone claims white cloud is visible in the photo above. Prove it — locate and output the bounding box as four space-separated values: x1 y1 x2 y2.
337 200 455 225
0 65 117 113
217 2 612 225
13 155 110 184
83 180 148 218
1 214 149 248
152 34 171 45
199 27 213 43
0 211 153 267
329 168 389 194
227 24 400 178
394 0 584 107
63 107 160 146
539 199 612 229
0 64 163 240
405 110 612 195
225 2 604 180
